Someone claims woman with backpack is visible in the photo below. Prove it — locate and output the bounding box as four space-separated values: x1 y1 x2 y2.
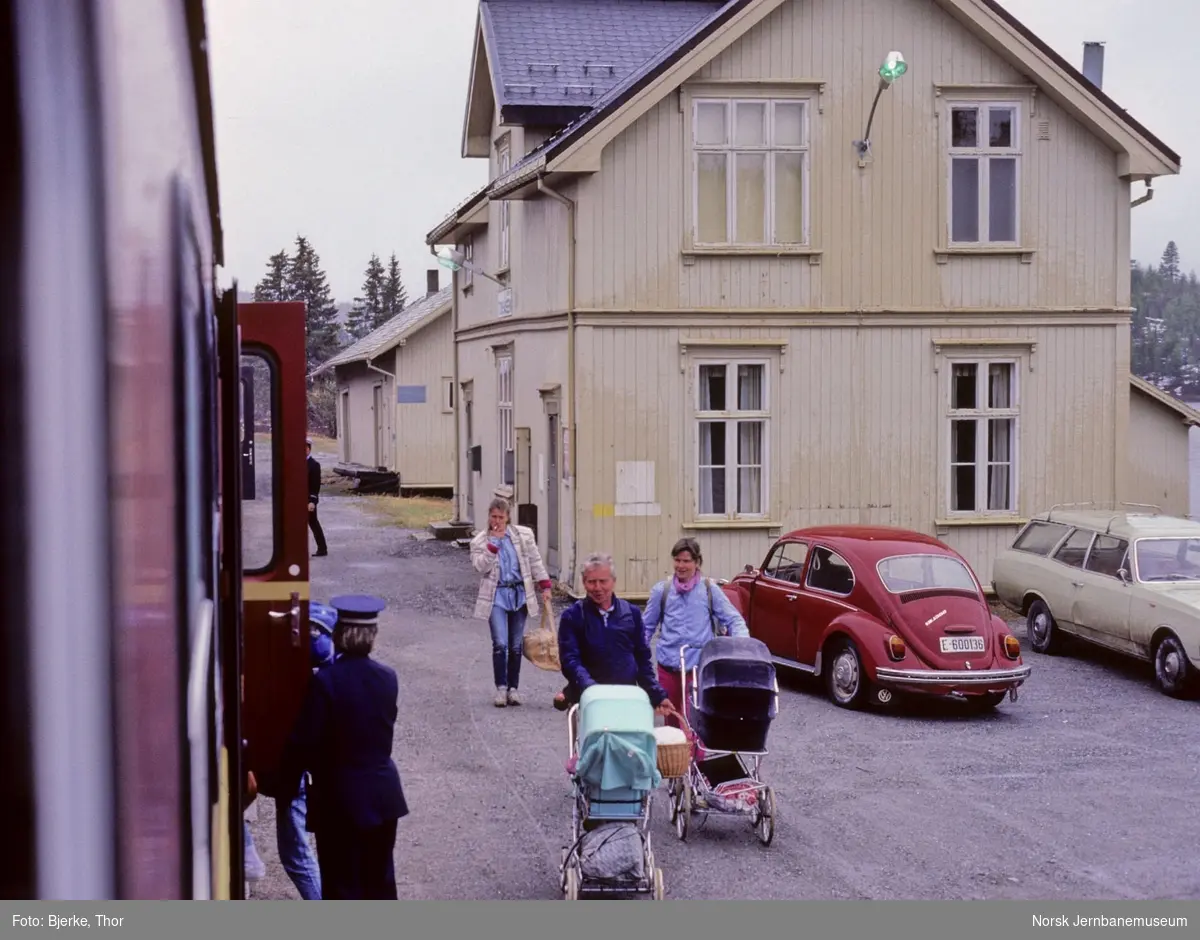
641 538 748 758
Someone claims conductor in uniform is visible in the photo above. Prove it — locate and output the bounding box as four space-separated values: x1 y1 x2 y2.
277 595 408 899
307 439 328 557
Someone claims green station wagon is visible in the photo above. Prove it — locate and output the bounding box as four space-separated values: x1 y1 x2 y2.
992 508 1200 699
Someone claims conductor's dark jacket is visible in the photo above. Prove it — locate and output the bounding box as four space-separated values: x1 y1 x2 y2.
277 654 408 832
307 455 322 505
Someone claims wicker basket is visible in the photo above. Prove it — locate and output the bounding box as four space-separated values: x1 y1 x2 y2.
656 741 691 778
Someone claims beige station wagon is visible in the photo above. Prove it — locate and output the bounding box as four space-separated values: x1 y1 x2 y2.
992 507 1200 699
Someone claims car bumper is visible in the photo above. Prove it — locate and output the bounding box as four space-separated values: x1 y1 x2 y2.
874 663 1032 688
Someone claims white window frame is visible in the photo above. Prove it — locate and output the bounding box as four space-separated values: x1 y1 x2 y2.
441 377 454 414
692 357 771 521
496 138 511 271
691 97 811 247
945 357 1020 517
945 100 1022 248
497 353 513 477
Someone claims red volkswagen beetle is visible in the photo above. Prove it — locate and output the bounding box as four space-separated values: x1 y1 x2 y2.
721 526 1031 710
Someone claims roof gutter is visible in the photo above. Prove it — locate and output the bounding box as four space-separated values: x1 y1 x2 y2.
536 174 577 590
1131 179 1154 208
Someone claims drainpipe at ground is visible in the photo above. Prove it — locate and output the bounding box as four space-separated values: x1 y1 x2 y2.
432 243 465 524
537 175 577 592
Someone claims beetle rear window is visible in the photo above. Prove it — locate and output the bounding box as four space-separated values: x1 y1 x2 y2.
876 554 978 594
1012 521 1070 556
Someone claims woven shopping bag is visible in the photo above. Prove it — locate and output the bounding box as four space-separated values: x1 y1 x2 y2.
522 605 561 672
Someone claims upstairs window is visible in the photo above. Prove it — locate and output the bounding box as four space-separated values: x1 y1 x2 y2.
948 103 1020 246
693 98 809 247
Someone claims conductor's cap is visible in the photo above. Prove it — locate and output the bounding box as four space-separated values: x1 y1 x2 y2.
331 594 386 628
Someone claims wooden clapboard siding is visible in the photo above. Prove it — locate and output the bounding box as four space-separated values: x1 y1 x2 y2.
573 0 1126 314
572 319 1125 593
1128 387 1192 519
393 312 455 488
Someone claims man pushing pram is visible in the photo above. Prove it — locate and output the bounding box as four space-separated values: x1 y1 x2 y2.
556 552 677 899
556 552 679 725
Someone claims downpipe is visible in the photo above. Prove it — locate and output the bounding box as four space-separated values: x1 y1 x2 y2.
537 175 577 591
431 243 465 523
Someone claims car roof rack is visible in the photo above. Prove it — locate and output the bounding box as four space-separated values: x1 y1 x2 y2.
1045 501 1161 526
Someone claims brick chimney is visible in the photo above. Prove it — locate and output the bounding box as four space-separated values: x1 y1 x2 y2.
426 269 439 297
1082 41 1104 89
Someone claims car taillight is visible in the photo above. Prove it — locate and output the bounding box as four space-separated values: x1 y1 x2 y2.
1003 634 1021 659
887 635 906 661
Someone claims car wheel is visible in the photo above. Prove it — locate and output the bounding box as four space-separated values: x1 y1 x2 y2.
824 638 871 710
1153 633 1199 699
1026 599 1063 655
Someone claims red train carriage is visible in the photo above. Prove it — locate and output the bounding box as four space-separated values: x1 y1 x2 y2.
1 0 313 899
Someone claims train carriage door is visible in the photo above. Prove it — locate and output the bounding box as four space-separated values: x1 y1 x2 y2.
236 301 311 805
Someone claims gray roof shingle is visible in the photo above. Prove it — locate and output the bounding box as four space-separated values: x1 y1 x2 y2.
492 0 741 187
481 0 722 109
312 286 453 376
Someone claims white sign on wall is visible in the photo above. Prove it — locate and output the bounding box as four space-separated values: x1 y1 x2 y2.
497 287 512 318
615 461 661 516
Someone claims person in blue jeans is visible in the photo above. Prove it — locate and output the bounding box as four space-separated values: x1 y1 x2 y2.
470 497 552 707
271 601 337 899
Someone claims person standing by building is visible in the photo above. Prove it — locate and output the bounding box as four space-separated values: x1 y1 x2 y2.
307 439 328 557
276 595 407 899
470 496 552 707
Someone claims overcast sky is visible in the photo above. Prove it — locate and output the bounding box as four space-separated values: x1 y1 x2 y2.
206 0 1195 303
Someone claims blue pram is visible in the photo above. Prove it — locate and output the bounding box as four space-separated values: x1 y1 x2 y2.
669 636 779 846
561 685 665 900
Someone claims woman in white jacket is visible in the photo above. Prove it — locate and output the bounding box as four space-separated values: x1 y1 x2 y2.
470 497 552 706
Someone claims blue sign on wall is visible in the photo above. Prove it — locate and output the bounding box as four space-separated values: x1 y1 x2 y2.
397 385 427 404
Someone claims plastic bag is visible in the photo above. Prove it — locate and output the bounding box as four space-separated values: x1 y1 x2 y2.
522 606 561 672
579 823 644 882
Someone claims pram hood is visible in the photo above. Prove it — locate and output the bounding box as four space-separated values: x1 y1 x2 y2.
697 636 777 692
575 685 661 792
578 684 656 739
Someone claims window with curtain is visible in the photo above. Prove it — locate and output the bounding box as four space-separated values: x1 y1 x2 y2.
696 360 769 518
948 359 1018 514
693 98 809 247
947 102 1021 246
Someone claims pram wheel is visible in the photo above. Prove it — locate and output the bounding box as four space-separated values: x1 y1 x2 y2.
674 781 691 841
564 867 580 900
753 786 776 846
652 867 665 900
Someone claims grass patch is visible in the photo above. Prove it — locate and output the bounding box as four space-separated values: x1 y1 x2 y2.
360 495 454 530
254 431 339 452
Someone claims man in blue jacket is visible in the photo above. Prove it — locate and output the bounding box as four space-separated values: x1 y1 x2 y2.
558 552 677 717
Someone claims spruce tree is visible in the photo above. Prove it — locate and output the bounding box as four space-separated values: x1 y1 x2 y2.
1160 240 1181 281
347 253 388 340
285 235 342 372
382 253 409 321
253 249 290 301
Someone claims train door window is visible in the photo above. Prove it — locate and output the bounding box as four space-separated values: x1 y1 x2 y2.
241 350 279 573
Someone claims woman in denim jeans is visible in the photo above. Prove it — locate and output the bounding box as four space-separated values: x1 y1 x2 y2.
471 497 552 707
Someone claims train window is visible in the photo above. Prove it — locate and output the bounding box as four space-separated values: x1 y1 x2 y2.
241 350 278 573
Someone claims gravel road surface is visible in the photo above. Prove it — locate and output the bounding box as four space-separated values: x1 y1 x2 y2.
246 446 1200 900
